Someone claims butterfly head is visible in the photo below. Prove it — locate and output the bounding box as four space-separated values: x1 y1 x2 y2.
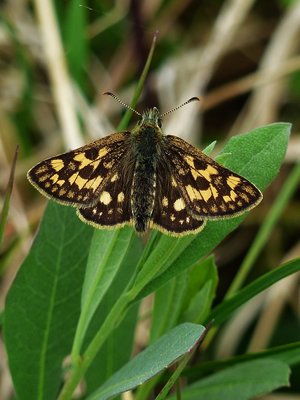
139 107 162 128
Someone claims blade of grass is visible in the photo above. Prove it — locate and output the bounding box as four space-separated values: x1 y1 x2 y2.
226 159 300 298
207 257 300 326
117 31 158 130
0 145 18 245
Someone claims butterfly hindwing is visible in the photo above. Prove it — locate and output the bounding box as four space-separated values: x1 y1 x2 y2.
27 132 131 208
164 135 262 219
151 158 206 236
77 157 135 228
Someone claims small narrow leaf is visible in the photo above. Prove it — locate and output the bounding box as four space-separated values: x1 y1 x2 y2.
72 227 134 359
208 257 300 325
87 323 205 400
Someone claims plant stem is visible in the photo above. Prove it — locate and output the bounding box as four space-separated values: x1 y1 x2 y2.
57 291 131 400
118 31 158 130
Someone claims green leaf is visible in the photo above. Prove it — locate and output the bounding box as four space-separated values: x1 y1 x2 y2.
72 227 134 359
86 323 205 400
168 359 290 400
138 123 290 299
150 272 188 342
187 341 300 379
202 140 216 155
207 257 300 325
181 256 218 324
4 202 93 400
84 235 143 393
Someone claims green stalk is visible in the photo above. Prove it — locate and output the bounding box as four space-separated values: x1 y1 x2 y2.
0 146 18 245
226 159 300 298
118 31 158 131
57 290 131 400
58 33 158 400
71 229 124 361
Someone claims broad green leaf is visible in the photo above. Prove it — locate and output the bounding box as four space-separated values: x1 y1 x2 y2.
207 257 300 325
167 359 290 400
137 123 290 299
72 227 134 358
4 202 93 400
87 323 205 400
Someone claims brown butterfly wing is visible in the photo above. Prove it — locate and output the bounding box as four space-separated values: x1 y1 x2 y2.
27 132 131 208
164 135 262 219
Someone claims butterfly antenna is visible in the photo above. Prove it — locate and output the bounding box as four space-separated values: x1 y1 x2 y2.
103 92 141 116
160 97 200 117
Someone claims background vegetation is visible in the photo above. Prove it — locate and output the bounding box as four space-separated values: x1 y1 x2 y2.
0 1 300 399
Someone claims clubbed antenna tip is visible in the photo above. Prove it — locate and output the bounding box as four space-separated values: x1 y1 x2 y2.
160 97 200 117
103 92 141 116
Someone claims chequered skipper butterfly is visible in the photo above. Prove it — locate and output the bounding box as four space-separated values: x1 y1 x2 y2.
27 94 262 236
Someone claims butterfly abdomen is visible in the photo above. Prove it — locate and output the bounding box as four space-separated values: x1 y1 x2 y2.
131 125 161 233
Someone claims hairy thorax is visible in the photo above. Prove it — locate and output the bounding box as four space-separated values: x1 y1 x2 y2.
131 124 163 232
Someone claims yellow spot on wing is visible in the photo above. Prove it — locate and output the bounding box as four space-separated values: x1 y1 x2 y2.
69 173 78 185
99 147 109 157
198 165 219 182
186 185 202 201
230 190 238 201
59 188 67 196
171 176 178 187
210 205 218 213
36 165 49 174
200 188 212 202
227 175 241 190
162 196 168 207
91 176 103 191
100 191 112 205
184 155 195 168
50 174 59 183
111 173 119 182
174 198 185 211
104 161 113 168
75 176 88 190
118 192 124 202
74 153 90 168
84 175 103 191
51 159 64 171
210 185 219 199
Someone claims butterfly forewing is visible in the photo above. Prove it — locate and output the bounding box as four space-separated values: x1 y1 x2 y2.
165 135 262 219
27 132 131 208
151 159 206 236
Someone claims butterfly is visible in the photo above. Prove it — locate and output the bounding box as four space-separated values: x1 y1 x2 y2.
27 94 262 236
